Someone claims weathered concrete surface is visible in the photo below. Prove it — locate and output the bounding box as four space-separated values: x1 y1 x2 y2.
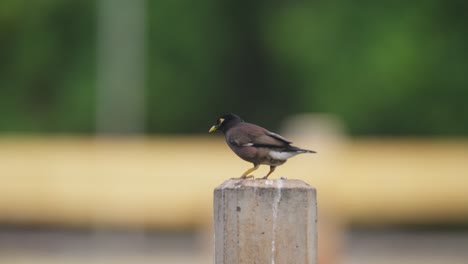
214 179 317 264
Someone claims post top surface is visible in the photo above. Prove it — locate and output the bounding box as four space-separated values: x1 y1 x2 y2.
215 178 315 191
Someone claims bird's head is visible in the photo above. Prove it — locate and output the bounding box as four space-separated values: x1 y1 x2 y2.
209 113 243 133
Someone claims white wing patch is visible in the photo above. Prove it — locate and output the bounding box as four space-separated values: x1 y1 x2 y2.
242 143 254 146
268 151 299 160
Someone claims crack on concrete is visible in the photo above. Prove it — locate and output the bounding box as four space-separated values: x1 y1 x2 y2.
271 180 283 264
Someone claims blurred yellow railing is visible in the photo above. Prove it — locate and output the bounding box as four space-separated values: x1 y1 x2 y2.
0 136 467 229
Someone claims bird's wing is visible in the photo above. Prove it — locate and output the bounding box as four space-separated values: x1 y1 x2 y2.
264 130 292 144
229 123 291 148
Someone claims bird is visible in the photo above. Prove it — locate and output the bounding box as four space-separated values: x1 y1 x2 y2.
209 113 316 179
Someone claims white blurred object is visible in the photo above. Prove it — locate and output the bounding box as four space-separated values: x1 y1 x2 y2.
281 113 348 264
281 113 348 177
281 113 347 150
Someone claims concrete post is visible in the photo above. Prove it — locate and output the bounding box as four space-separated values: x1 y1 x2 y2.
214 179 317 264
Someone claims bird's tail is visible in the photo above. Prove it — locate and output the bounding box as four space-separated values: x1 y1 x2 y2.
288 146 317 154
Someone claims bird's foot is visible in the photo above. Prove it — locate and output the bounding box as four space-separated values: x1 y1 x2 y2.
231 175 254 180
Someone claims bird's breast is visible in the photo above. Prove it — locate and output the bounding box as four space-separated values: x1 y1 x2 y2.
228 144 257 162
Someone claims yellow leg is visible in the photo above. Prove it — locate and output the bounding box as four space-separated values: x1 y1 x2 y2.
239 164 260 179
261 166 276 179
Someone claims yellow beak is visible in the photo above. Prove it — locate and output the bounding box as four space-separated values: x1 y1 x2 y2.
209 125 217 133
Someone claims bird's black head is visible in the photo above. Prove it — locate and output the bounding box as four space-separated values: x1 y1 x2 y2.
209 113 243 133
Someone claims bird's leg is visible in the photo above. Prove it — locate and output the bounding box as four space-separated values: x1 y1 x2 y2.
238 164 259 179
261 166 276 179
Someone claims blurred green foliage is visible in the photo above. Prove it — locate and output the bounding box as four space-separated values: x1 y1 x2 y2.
0 0 96 133
1 1 467 135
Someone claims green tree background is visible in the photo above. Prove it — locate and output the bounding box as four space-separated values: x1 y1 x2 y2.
1 0 467 135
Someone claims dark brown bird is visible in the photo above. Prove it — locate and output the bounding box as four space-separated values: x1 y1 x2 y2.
209 113 316 179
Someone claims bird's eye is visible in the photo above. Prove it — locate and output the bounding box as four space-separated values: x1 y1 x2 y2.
218 118 225 125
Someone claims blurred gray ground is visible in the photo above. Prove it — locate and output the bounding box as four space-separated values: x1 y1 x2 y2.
343 229 468 264
0 228 210 264
0 227 467 264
